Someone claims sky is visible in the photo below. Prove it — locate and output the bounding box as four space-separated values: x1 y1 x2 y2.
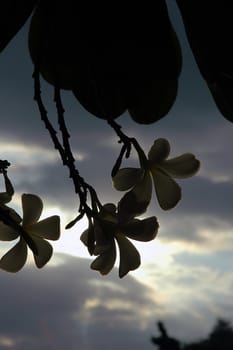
0 1 233 349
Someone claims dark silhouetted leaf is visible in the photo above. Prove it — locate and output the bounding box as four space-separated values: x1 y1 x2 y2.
177 0 233 122
0 1 37 52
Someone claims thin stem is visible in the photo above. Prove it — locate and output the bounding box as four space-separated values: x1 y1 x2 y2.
33 67 67 163
0 160 10 173
54 86 75 163
33 67 102 228
107 119 132 157
108 119 148 168
111 144 127 177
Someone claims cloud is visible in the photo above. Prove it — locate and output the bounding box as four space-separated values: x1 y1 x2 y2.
0 251 231 349
0 254 159 350
142 173 233 251
142 253 233 342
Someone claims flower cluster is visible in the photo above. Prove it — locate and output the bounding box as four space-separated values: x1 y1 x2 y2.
81 203 158 278
113 138 200 217
0 137 200 278
0 173 60 272
80 138 200 278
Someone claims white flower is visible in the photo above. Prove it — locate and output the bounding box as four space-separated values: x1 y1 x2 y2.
113 138 200 214
81 203 158 278
0 194 60 272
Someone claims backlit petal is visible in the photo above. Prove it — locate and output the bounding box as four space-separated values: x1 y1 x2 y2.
0 237 27 272
0 222 19 241
102 203 117 214
32 236 53 268
115 234 140 278
100 204 117 223
7 207 22 224
151 169 181 210
91 241 116 275
22 194 43 226
4 173 14 197
0 193 12 205
123 217 159 242
161 153 200 178
81 223 95 255
118 171 152 221
29 216 60 240
80 229 89 247
148 138 170 163
93 221 112 255
112 168 144 191
0 173 14 205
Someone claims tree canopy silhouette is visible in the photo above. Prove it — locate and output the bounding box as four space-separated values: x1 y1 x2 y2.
151 321 181 350
151 319 233 350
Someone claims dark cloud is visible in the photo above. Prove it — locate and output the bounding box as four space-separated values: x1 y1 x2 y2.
140 174 233 245
1 252 231 349
179 176 233 220
0 254 158 350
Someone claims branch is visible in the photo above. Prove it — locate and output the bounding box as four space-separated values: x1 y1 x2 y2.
108 118 148 170
33 67 102 228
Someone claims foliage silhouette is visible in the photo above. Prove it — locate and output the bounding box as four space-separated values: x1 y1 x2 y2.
1 1 232 122
0 1 231 275
151 321 181 350
151 319 233 350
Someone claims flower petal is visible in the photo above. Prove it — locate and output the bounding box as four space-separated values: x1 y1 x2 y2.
93 221 112 255
123 217 159 242
0 193 12 205
115 234 140 278
22 194 43 226
0 222 19 241
29 216 60 240
91 240 116 275
148 138 170 163
80 229 89 246
0 237 27 272
118 171 152 222
0 173 14 205
100 204 117 223
112 168 144 191
80 223 95 255
160 153 200 178
151 169 181 210
4 173 14 197
7 207 22 224
32 236 53 268
102 203 117 214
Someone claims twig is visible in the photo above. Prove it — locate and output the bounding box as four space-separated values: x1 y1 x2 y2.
33 67 102 229
108 119 148 169
33 67 67 163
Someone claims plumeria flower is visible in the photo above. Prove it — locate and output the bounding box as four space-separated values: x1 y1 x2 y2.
0 194 60 272
113 138 200 214
81 203 158 278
